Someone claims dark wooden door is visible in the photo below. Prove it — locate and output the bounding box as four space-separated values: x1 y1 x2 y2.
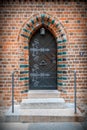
29 27 57 89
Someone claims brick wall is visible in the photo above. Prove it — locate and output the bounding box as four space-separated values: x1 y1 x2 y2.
0 0 87 114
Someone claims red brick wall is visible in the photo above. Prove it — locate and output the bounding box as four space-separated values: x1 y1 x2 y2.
0 0 87 114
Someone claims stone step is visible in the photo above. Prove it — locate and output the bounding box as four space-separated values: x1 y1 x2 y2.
20 98 65 109
28 90 60 98
5 105 84 122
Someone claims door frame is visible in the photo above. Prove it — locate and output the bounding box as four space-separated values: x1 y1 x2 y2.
18 13 67 96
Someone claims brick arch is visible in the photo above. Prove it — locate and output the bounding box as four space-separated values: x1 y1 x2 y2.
18 13 68 97
18 13 67 42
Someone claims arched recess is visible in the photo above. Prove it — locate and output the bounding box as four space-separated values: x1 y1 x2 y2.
18 13 68 94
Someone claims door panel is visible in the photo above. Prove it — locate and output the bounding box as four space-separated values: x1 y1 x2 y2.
29 27 57 89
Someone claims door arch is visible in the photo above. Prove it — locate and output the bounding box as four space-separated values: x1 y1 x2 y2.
18 13 67 96
29 26 57 89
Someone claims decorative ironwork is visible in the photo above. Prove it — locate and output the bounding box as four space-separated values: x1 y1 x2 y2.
40 60 47 66
29 27 57 89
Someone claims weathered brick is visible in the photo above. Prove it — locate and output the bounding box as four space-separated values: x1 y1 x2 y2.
0 0 87 115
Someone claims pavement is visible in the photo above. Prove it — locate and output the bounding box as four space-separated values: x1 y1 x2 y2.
0 122 86 130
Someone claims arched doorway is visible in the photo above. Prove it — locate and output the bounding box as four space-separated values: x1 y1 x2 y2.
29 26 57 90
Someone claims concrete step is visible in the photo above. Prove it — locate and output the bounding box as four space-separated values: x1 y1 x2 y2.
20 98 65 109
28 90 60 98
5 105 84 122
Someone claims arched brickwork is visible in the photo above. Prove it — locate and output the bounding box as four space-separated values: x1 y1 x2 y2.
18 13 68 97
